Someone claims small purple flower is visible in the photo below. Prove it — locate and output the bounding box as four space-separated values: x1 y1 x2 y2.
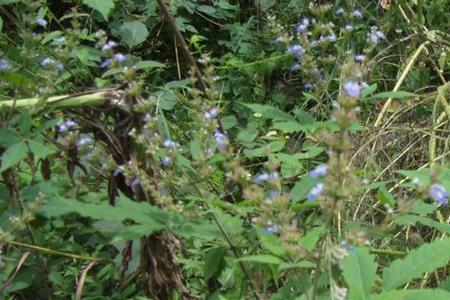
114 53 126 63
253 172 278 184
326 33 337 42
296 17 310 34
214 130 229 150
369 28 386 44
113 165 124 176
262 225 281 234
289 63 301 72
36 17 48 27
335 8 345 15
0 59 10 72
307 183 324 201
40 58 54 67
343 80 361 98
275 36 284 43
102 40 118 51
304 83 313 90
354 54 365 63
429 183 449 205
310 164 328 178
352 10 363 18
287 44 305 58
131 177 140 189
204 107 218 120
162 156 172 167
54 37 65 43
57 120 77 132
163 139 177 149
76 136 94 148
344 24 353 31
100 58 112 68
55 63 64 72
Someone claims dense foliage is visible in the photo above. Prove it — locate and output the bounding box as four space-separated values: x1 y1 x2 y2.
1 0 450 299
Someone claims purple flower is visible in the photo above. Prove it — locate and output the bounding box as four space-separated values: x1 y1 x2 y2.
57 120 77 132
344 24 353 31
287 44 305 58
131 177 140 189
369 28 386 44
354 54 365 63
307 183 324 201
102 40 118 51
162 156 172 167
304 83 313 90
76 136 94 148
54 37 65 43
204 107 218 120
100 58 112 68
113 165 124 176
310 164 328 178
429 183 449 205
335 8 345 15
326 33 337 42
114 53 126 63
214 130 229 150
36 17 48 27
343 80 361 98
275 36 284 43
352 10 363 18
0 59 10 72
253 172 278 184
40 58 54 67
296 17 309 34
262 225 281 234
289 63 301 72
55 63 64 72
163 139 178 149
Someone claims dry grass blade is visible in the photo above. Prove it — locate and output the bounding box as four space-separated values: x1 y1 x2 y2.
76 261 97 300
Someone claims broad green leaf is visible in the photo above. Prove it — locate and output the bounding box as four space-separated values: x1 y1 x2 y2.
237 124 258 143
298 226 323 251
203 246 227 280
376 186 395 206
370 91 416 100
221 115 237 129
291 176 318 202
242 103 294 121
0 142 28 172
273 121 304 133
0 0 21 5
82 0 115 20
395 214 450 234
258 232 286 257
113 223 166 241
27 140 56 161
238 255 284 265
133 60 165 71
0 128 21 147
244 141 285 158
120 21 149 48
343 248 377 300
382 237 450 290
370 289 450 300
258 0 276 11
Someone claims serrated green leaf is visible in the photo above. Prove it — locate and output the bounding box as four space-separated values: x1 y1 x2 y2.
82 0 115 20
27 140 56 161
291 176 318 202
237 124 258 143
133 60 165 71
120 21 149 48
382 237 450 290
242 103 294 121
203 246 227 280
343 248 377 300
370 91 416 100
370 289 450 300
0 142 28 172
395 214 450 234
238 255 284 265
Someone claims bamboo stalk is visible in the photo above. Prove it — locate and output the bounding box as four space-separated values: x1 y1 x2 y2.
0 90 115 110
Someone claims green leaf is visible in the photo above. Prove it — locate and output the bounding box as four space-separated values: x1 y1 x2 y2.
343 248 377 300
242 103 293 121
258 232 286 257
0 16 3 32
120 21 149 48
27 140 56 161
0 142 28 172
258 0 276 11
203 246 227 280
237 124 258 143
0 128 21 147
382 237 450 290
376 186 395 206
394 214 450 234
133 60 165 71
370 91 416 100
291 176 318 202
0 0 21 5
221 115 237 130
82 0 115 20
370 289 450 300
238 255 284 265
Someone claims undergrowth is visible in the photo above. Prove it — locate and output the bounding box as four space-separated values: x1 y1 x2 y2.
1 0 450 299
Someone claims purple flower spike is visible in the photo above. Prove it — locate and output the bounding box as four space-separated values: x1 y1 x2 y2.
163 139 178 149
310 164 328 178
343 80 361 98
262 225 281 234
214 131 229 150
307 183 324 201
429 183 449 205
287 44 305 58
